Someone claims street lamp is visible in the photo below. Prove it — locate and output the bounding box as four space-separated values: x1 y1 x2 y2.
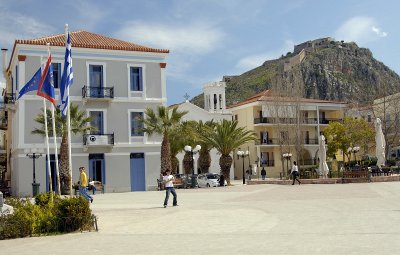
348 146 360 164
282 153 292 177
237 149 249 184
25 147 43 196
184 145 201 187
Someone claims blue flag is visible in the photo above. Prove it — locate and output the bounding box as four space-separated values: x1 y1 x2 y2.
59 32 73 116
37 54 56 106
17 68 41 99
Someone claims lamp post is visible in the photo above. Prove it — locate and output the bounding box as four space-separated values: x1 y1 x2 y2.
184 145 201 187
25 148 43 196
282 153 292 177
237 149 249 184
348 146 360 164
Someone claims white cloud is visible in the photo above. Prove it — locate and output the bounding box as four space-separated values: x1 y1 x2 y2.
372 26 388 37
116 21 225 80
334 16 387 44
116 21 225 55
0 9 54 47
235 40 294 71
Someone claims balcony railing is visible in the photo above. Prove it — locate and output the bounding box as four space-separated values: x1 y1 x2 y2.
255 117 343 125
4 93 16 104
260 160 275 167
256 138 319 145
83 133 114 146
82 86 114 99
0 117 7 130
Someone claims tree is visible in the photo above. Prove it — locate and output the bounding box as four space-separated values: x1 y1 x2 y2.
141 106 188 174
169 120 197 174
200 120 256 184
32 104 95 194
195 120 216 173
324 117 374 162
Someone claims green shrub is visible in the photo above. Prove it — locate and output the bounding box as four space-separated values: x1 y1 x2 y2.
56 196 92 232
35 192 61 207
0 195 93 240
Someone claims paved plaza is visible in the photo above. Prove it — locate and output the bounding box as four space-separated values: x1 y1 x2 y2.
1 181 400 254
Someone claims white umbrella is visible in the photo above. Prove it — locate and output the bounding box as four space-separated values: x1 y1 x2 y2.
319 135 330 178
375 118 386 168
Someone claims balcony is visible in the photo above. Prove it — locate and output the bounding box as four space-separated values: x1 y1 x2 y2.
82 86 114 99
256 138 319 146
260 160 275 167
0 116 7 130
4 93 16 104
83 133 114 146
254 117 343 125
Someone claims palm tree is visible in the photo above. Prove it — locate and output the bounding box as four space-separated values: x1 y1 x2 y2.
141 106 187 174
169 120 197 174
200 119 256 184
32 104 95 194
195 120 216 173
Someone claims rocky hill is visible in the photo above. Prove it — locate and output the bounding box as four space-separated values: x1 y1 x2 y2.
191 39 400 107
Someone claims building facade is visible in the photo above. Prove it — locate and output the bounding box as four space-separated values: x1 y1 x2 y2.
229 90 347 179
2 30 169 196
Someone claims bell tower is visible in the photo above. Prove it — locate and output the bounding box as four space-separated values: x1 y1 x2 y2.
203 81 226 113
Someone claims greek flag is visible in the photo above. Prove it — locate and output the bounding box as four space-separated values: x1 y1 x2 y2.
59 32 73 116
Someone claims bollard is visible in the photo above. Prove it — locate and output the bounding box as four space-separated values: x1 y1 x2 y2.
0 191 3 209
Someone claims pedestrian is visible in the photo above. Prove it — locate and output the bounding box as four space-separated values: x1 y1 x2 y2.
163 169 178 208
291 161 301 185
79 167 93 203
88 178 97 195
261 167 266 180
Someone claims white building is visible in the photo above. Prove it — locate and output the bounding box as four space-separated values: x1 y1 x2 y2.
2 30 169 196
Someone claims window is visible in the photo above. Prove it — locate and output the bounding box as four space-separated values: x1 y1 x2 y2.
89 65 103 88
52 63 61 89
130 67 142 91
131 112 144 136
90 111 104 135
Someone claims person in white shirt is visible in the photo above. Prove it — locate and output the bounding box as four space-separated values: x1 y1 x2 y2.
163 169 178 208
291 161 301 185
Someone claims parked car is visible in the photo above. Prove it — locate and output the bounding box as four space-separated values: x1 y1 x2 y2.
197 173 227 188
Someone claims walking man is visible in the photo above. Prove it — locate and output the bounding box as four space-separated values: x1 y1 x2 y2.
163 169 178 208
291 161 301 185
261 167 266 180
79 167 93 203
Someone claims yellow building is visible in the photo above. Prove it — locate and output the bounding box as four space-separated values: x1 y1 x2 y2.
229 90 347 179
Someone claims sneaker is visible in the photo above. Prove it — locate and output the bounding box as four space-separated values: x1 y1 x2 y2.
90 198 93 203
163 205 167 208
173 204 179 207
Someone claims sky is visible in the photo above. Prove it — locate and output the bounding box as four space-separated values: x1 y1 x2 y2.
0 0 399 105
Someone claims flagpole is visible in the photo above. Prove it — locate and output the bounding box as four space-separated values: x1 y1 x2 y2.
65 24 73 197
44 45 54 198
51 103 61 195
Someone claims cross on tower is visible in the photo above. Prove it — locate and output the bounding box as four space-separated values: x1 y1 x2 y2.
183 93 190 101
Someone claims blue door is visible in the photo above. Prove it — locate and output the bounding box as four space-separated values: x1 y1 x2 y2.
90 111 104 135
46 154 59 193
130 153 145 191
89 154 105 184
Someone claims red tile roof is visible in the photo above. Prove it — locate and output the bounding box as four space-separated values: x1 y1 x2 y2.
228 89 346 108
15 30 169 53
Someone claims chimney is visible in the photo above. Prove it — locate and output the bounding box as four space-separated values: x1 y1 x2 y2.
1 48 7 73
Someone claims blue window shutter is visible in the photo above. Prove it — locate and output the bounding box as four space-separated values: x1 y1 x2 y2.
139 67 143 91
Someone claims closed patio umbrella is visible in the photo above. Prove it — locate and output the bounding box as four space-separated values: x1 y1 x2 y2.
319 135 330 178
375 118 386 168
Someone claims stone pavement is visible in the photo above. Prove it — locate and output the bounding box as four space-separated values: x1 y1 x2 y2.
1 181 400 254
